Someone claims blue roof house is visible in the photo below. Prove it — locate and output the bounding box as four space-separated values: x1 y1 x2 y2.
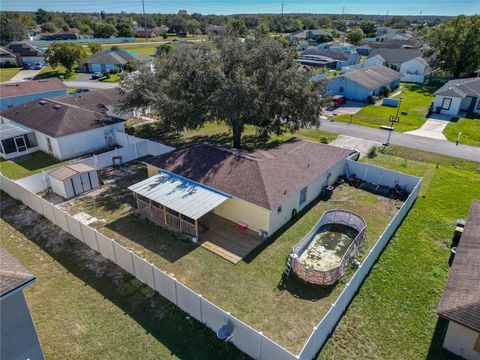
79 50 153 73
327 65 402 102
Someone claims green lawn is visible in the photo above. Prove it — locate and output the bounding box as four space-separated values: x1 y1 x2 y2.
127 121 338 149
318 146 479 360
109 44 157 55
0 67 21 82
0 152 68 180
443 117 480 147
335 84 437 132
0 195 243 360
35 65 80 80
100 73 121 83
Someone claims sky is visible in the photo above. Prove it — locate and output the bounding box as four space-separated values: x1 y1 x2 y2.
1 0 479 15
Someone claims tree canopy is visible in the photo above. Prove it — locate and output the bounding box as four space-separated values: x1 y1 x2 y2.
120 34 326 148
45 42 86 72
428 15 480 77
347 27 364 45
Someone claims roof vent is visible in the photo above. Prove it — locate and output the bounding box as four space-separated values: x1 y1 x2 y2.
39 100 47 105
53 104 62 110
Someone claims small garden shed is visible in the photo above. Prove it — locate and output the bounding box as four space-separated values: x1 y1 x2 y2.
49 163 99 199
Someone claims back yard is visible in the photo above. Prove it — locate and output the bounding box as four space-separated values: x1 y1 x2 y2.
334 84 437 132
0 152 68 180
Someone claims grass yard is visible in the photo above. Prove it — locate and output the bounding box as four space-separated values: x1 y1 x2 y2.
334 84 437 132
443 117 480 147
57 162 401 353
100 73 121 83
109 44 157 55
0 152 68 180
128 121 338 149
318 146 480 360
35 65 80 80
0 67 21 82
0 195 244 360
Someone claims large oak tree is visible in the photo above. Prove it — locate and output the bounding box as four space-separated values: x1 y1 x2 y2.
120 33 326 148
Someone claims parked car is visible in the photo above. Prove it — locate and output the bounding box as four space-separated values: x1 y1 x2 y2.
73 88 90 93
22 63 31 70
91 72 103 80
33 63 43 70
332 95 346 107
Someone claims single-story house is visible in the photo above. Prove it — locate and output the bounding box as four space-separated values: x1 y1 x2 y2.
437 200 480 360
342 54 383 73
367 48 430 83
79 50 153 73
356 44 372 56
328 64 402 102
316 41 356 51
134 29 158 38
132 139 353 249
206 24 223 34
1 246 44 360
288 29 332 45
432 78 480 118
298 48 360 70
0 90 127 160
0 78 68 110
0 48 18 66
6 43 46 67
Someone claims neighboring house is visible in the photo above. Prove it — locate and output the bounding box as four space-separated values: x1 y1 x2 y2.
134 29 158 38
6 43 46 67
1 246 44 360
40 32 80 40
79 50 153 73
356 44 372 56
132 139 353 240
367 48 430 83
0 48 18 66
298 48 360 69
342 54 385 73
432 78 480 118
437 200 480 360
206 24 223 34
0 90 127 160
328 64 402 102
368 39 420 49
306 29 331 42
316 41 356 51
0 78 67 110
289 29 332 44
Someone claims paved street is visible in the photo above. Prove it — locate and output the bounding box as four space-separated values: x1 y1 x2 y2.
64 81 119 89
319 120 480 162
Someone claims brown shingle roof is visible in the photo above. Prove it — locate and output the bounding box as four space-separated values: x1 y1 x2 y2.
6 43 45 57
0 96 125 138
0 246 35 298
0 78 66 98
144 139 352 210
50 88 122 112
438 200 480 332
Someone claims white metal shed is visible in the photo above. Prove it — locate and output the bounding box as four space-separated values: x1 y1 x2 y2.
48 163 99 199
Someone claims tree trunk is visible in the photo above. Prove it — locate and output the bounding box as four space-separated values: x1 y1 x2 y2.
231 122 243 149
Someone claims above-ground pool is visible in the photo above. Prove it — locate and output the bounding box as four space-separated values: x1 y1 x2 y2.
290 210 366 285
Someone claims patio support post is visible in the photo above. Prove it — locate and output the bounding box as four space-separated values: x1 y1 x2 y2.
163 206 167 224
195 219 199 239
149 198 152 217
179 213 183 232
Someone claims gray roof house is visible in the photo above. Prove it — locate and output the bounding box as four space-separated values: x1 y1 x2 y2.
1 246 44 360
6 43 46 66
79 49 153 73
327 64 402 102
298 48 360 70
437 200 480 359
0 48 17 66
432 77 480 118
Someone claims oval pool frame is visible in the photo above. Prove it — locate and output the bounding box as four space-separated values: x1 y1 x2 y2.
290 210 367 285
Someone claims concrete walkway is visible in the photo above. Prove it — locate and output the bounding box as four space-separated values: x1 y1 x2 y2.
318 121 480 163
405 114 451 141
7 69 42 82
331 135 381 158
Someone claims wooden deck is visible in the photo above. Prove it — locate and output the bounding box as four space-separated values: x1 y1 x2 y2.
199 213 264 264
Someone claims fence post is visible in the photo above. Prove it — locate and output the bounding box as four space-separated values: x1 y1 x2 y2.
93 154 98 169
257 331 263 360
134 142 139 158
199 294 203 323
173 277 178 305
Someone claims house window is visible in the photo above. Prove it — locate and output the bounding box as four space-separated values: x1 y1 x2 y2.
477 99 480 110
441 98 452 110
277 206 282 214
46 137 53 153
299 187 307 207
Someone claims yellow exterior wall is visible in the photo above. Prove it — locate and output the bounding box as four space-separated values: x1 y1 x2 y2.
213 198 271 233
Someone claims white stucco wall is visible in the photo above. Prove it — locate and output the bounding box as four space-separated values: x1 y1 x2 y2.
268 158 347 235
400 59 427 83
433 96 463 116
443 321 480 360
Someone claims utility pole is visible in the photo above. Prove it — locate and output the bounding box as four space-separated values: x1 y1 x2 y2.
281 0 285 34
341 5 346 44
142 0 148 41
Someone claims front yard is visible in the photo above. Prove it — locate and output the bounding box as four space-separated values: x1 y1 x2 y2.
443 117 480 147
0 152 68 180
0 67 21 82
35 65 80 80
334 84 437 132
56 162 401 352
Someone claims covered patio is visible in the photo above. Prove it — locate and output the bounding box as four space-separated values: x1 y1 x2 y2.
128 171 263 263
0 123 39 160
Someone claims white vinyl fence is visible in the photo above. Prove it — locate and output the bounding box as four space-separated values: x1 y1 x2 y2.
0 158 421 360
17 132 174 193
0 174 297 360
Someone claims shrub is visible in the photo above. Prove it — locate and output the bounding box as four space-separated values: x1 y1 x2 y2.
110 45 119 50
103 70 111 78
367 95 375 104
0 61 18 68
319 136 329 144
162 32 168 39
367 146 377 158
382 87 391 97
